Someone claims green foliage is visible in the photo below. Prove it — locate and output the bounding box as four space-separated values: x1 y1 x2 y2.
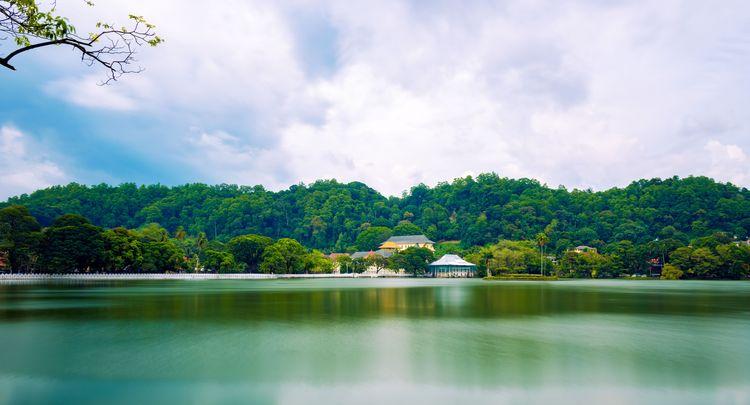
392 221 422 236
558 249 613 278
303 250 334 274
661 264 684 280
228 234 272 272
355 226 392 250
2 174 750 279
334 254 354 273
5 175 748 254
434 241 464 257
669 236 750 279
202 249 243 273
40 214 105 273
259 238 307 274
0 205 42 272
466 240 544 275
140 239 184 273
102 227 142 272
388 247 434 275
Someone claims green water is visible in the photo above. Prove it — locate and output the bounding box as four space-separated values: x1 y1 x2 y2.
0 279 749 404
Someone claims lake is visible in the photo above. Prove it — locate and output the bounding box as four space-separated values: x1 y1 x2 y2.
0 279 748 404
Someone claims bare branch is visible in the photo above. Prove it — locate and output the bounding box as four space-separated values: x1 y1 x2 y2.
0 1 161 83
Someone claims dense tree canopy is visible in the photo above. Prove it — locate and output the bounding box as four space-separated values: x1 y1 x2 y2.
2 174 750 279
5 175 748 254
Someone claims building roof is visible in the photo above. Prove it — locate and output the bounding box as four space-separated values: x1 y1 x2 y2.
374 249 394 258
428 254 476 267
383 235 435 245
351 250 393 259
379 241 400 249
575 245 594 250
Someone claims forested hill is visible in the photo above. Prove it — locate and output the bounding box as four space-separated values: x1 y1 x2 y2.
3 174 749 252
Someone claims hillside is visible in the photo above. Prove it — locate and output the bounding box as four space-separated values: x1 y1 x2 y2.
3 174 749 252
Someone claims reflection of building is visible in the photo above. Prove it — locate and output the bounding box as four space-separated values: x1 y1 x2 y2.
428 254 477 278
573 245 597 254
380 235 435 251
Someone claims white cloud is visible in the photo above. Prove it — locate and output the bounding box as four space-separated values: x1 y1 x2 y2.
46 74 138 111
0 125 67 199
704 140 750 186
32 0 750 194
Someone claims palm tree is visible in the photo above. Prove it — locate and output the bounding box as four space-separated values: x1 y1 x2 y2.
174 226 187 241
536 232 549 276
480 247 494 277
196 232 208 251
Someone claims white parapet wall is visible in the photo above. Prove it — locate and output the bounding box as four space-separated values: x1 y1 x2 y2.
0 273 414 281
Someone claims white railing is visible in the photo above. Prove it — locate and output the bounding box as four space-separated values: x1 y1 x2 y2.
0 272 414 281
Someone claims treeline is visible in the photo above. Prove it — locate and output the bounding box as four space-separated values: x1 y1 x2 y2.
0 206 338 274
3 174 748 253
453 234 750 280
0 204 441 275
2 205 748 278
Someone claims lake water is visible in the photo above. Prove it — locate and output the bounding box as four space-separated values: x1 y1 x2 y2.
0 279 749 404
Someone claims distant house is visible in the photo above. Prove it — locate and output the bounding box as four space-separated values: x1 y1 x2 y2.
0 251 7 271
428 254 477 278
328 253 350 274
380 235 435 252
350 249 394 259
573 245 597 254
350 249 401 275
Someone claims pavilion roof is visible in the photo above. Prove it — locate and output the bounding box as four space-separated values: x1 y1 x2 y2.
428 254 476 267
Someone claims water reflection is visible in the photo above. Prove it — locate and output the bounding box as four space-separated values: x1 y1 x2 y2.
1 279 748 322
0 279 749 404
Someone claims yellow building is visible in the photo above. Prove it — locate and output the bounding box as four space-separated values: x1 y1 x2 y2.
379 235 435 251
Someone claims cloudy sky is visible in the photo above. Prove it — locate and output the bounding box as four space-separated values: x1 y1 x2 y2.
1 0 749 199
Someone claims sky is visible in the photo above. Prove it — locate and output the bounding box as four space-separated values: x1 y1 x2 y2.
1 0 750 200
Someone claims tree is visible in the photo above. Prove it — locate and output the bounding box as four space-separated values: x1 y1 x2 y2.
558 249 612 278
228 234 273 272
0 205 42 272
140 239 184 273
535 232 549 276
388 247 434 275
174 226 187 241
202 249 242 273
139 222 169 242
480 246 494 277
259 238 307 274
604 240 642 276
392 221 422 236
196 232 208 251
102 227 142 272
335 254 353 273
303 250 334 274
661 264 684 280
40 214 104 273
355 226 392 251
0 0 162 82
365 254 389 274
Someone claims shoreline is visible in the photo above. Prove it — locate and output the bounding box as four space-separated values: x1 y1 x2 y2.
0 273 414 281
